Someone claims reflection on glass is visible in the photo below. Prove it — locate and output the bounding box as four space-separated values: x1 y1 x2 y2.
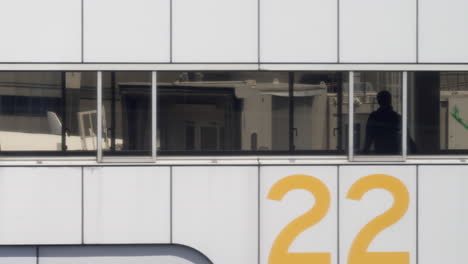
158 72 288 153
158 71 347 154
0 72 96 153
408 72 468 154
293 72 347 153
353 72 402 155
102 72 152 156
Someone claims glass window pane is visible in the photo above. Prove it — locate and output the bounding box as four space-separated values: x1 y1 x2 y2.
408 72 468 154
157 71 289 153
102 72 152 156
157 71 347 155
65 72 97 152
0 72 96 153
353 72 403 156
293 72 348 153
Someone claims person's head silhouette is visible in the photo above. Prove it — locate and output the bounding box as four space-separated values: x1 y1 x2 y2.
377 90 392 107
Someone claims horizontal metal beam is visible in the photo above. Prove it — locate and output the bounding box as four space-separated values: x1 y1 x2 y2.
0 63 468 71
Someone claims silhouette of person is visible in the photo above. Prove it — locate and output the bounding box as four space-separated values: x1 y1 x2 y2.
363 90 401 154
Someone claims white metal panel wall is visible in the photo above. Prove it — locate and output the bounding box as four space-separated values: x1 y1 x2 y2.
0 247 36 264
340 0 416 63
419 166 468 264
0 163 465 264
260 166 338 264
172 166 258 264
0 0 81 62
339 166 417 264
39 245 210 264
84 0 170 62
172 0 258 63
419 0 468 63
0 167 81 244
84 167 171 244
260 0 337 63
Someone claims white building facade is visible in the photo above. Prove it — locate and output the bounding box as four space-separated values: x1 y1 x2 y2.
0 0 467 263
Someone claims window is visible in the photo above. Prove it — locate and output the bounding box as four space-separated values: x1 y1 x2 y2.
157 71 347 155
352 72 403 157
102 72 152 156
157 72 288 153
3 70 468 160
0 72 96 154
293 72 348 153
408 72 468 154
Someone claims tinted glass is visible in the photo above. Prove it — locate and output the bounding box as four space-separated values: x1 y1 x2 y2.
293 72 347 153
0 72 96 153
408 72 468 154
157 71 347 154
353 72 403 155
158 72 289 153
102 72 152 156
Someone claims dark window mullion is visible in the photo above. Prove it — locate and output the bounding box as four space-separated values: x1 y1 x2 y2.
289 72 295 152
336 72 343 151
61 72 67 151
111 72 116 151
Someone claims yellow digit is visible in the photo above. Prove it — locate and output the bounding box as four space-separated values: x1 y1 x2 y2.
268 174 331 264
347 174 410 264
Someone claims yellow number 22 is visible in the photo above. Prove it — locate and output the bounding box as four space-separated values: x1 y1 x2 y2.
267 174 331 264
347 174 410 264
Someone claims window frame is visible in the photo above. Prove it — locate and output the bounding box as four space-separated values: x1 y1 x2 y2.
348 71 408 162
155 70 348 156
1 66 468 162
0 70 98 157
97 71 158 163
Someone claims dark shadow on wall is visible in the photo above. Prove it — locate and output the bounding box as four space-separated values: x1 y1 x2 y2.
0 244 213 264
